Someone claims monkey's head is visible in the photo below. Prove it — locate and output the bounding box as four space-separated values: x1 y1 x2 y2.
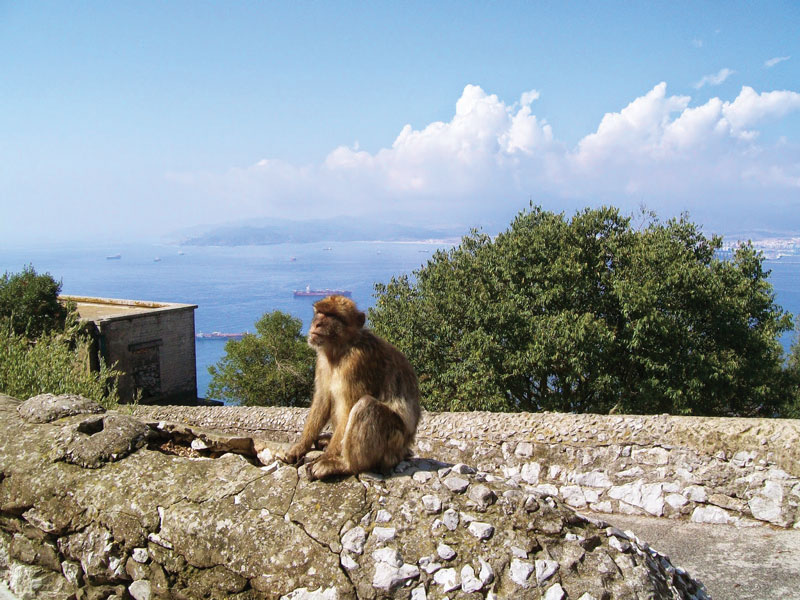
308 295 366 349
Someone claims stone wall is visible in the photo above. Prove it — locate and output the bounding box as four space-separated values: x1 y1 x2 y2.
0 394 710 600
132 405 800 529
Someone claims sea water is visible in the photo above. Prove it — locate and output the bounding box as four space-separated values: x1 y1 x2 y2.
2 242 799 401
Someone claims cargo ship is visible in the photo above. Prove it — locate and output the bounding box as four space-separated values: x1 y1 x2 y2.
293 286 352 297
196 332 246 340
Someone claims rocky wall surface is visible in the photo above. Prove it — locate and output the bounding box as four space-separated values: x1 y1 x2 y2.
130 405 800 530
0 393 710 600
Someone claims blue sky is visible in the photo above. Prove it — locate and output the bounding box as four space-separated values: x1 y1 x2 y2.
2 1 800 243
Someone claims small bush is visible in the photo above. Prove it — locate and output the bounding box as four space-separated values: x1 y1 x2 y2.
0 265 71 339
208 310 315 406
0 324 120 409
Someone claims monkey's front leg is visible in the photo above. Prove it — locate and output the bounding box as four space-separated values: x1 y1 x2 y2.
282 392 330 465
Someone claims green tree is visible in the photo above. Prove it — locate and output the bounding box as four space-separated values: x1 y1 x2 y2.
0 265 71 339
369 206 794 416
784 321 800 419
207 310 315 406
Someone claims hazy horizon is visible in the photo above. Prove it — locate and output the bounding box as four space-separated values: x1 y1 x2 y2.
3 2 800 245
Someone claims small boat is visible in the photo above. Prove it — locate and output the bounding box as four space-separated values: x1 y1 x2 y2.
154 257 162 262
293 286 352 297
196 331 246 340
106 254 121 260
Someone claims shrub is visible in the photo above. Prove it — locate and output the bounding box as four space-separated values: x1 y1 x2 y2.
207 310 315 406
0 265 71 339
369 206 794 416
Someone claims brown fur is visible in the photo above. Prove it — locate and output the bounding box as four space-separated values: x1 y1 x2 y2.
281 295 421 480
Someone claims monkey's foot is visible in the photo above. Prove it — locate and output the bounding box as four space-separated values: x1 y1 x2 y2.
306 456 349 481
279 444 309 465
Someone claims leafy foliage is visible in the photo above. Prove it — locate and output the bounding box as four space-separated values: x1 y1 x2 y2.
0 265 71 339
207 310 315 406
0 266 119 408
0 320 120 409
370 206 794 417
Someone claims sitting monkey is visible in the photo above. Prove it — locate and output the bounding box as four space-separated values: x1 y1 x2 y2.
281 295 421 480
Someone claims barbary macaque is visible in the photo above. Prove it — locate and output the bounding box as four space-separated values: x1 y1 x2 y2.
281 295 421 480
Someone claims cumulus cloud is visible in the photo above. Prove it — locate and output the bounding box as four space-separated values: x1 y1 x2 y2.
765 56 790 68
694 68 735 89
169 82 800 231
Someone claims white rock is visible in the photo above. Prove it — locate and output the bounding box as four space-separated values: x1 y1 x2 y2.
511 546 528 559
683 485 708 503
618 502 642 515
560 485 587 508
521 462 542 484
479 558 494 585
544 583 566 600
444 476 470 493
372 547 402 568
608 536 631 552
433 567 460 592
442 508 459 530
608 480 643 507
571 470 612 488
749 492 784 524
375 509 392 523
662 481 681 493
532 484 559 497
577 594 599 600
468 521 494 540
129 580 151 600
641 482 665 516
509 559 534 587
452 463 477 475
691 505 732 524
372 527 397 543
732 450 757 468
515 442 534 457
583 488 600 504
372 563 420 592
410 585 427 600
131 547 149 563
665 493 688 509
590 501 613 513
413 471 433 483
437 542 457 561
461 565 484 593
421 494 442 513
535 559 559 584
419 556 443 574
341 526 366 554
340 553 358 570
616 466 644 478
548 464 563 479
468 484 496 508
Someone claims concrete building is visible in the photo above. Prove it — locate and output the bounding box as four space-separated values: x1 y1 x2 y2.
61 296 198 404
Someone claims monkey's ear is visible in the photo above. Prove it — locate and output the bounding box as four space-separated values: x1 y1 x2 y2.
356 311 366 328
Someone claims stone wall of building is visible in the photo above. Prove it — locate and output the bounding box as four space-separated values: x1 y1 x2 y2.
132 405 800 529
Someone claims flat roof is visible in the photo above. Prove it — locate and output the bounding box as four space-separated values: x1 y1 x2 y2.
60 295 197 323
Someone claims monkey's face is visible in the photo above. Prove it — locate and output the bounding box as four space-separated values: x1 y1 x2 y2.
307 310 345 348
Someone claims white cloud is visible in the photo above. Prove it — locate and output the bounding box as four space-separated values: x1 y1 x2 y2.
694 68 735 89
692 39 703 48
169 82 800 231
765 56 790 68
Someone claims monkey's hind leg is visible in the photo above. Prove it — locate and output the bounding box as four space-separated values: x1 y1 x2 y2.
343 396 408 474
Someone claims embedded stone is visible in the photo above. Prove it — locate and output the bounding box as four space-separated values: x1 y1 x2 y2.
372 547 402 568
515 442 534 457
468 484 496 509
691 505 732 524
372 562 420 592
544 582 566 600
535 559 559 584
437 542 456 561
421 494 442 513
444 476 470 493
510 559 534 587
341 526 366 555
433 567 460 592
468 521 494 540
442 508 460 530
521 462 542 484
461 564 484 593
372 526 397 543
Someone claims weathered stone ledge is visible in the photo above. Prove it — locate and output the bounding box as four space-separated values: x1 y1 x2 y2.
132 405 800 530
0 394 710 599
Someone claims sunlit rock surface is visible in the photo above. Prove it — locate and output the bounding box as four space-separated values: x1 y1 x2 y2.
0 393 715 599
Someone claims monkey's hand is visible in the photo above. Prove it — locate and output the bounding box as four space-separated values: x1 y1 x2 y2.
280 443 309 465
